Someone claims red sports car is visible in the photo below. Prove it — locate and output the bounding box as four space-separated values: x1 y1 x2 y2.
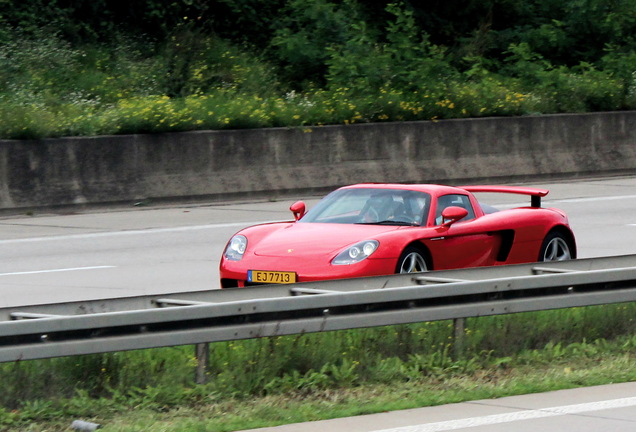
219 184 576 287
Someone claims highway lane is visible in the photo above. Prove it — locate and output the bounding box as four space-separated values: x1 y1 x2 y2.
1 176 636 307
0 200 316 307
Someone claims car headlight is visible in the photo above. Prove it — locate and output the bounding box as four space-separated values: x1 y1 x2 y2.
332 240 379 265
224 235 247 261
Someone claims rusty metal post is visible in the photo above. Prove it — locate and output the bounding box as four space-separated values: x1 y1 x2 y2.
195 343 210 384
452 318 465 360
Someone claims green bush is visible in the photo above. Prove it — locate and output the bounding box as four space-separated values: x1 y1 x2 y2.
1 2 636 140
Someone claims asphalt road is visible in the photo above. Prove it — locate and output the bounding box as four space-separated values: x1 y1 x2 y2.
1 176 636 308
239 382 636 432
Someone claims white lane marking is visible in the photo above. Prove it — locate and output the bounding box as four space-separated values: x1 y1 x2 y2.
491 193 636 205
489 193 636 209
545 194 636 204
371 396 636 432
0 221 278 245
0 266 116 277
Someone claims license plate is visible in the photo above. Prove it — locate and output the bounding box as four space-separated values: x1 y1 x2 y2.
248 270 297 284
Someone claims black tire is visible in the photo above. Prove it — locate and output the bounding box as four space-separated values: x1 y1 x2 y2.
538 231 574 262
396 245 430 273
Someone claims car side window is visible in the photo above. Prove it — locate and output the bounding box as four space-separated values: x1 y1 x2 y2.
435 194 475 225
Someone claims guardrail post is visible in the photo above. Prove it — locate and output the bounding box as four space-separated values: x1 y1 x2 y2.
452 318 465 360
195 343 210 384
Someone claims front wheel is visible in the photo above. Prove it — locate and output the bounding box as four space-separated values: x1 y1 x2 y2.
396 246 430 273
538 231 574 262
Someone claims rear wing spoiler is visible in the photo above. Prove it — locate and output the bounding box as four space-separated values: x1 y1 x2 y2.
460 185 549 208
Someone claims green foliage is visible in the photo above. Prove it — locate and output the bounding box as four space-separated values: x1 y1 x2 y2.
2 1 636 139
157 21 278 98
325 3 454 95
0 29 81 96
271 0 360 87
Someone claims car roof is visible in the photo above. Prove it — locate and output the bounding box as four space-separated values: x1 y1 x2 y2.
339 183 467 197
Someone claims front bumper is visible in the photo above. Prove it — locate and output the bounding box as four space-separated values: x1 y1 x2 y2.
219 255 396 288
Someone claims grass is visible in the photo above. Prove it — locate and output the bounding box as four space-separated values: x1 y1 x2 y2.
3 336 636 431
116 353 636 432
0 304 635 431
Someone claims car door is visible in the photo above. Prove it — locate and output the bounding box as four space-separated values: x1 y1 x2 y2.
423 194 499 270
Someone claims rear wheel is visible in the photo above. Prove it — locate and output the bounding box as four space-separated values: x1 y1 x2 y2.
396 246 430 273
539 231 573 262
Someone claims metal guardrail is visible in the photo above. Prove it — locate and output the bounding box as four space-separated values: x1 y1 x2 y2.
2 254 636 363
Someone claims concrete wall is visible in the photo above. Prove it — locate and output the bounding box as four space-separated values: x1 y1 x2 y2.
1 111 635 210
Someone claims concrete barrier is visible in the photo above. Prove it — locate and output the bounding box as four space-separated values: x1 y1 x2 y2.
1 111 635 210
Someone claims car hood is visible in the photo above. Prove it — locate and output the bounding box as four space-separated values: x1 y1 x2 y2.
252 223 402 258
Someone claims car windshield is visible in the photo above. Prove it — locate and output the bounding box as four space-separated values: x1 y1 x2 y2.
299 188 431 226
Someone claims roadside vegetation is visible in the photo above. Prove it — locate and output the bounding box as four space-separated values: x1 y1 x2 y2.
1 303 636 431
1 0 636 139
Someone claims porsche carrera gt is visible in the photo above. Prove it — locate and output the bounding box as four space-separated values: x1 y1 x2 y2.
219 184 576 287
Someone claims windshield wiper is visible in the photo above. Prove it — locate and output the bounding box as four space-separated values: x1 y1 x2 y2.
355 220 419 226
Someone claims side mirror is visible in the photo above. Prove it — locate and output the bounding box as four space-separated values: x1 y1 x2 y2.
441 206 468 226
290 201 306 221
